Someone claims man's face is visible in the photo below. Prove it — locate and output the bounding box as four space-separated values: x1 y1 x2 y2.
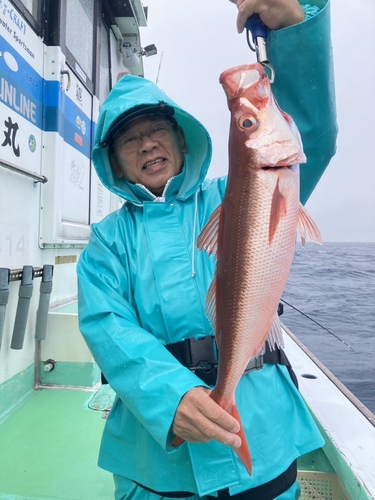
110 114 187 196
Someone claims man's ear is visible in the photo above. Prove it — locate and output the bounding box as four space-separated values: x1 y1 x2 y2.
109 154 124 179
177 127 188 154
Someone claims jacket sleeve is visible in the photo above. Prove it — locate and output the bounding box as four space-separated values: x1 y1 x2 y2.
77 222 207 450
268 0 338 204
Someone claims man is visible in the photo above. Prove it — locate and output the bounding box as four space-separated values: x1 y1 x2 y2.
78 1 337 498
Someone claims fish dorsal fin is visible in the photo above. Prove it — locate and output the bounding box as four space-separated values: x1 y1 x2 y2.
197 204 222 256
206 272 217 335
267 314 285 350
269 178 288 245
298 203 323 246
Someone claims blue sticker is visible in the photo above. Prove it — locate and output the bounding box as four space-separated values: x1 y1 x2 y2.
28 134 36 152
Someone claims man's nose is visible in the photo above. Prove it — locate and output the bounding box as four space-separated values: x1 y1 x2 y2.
139 132 157 151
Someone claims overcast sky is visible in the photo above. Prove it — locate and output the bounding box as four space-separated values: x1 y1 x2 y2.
140 0 375 242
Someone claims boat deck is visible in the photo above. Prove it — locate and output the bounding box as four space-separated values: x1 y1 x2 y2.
0 384 328 500
1 333 375 500
0 389 113 500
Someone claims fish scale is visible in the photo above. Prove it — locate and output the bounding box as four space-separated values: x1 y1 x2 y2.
215 173 297 389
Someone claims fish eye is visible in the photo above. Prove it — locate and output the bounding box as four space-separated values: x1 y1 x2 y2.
238 115 258 132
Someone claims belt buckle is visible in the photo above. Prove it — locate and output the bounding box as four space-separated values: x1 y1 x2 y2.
193 365 218 386
254 354 264 370
244 354 264 374
188 336 217 366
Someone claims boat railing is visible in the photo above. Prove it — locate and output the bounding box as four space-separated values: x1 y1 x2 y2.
1 159 48 184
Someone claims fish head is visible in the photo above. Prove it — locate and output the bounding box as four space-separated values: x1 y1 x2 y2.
220 64 306 169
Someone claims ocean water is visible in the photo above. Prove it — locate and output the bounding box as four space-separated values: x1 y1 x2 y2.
281 242 375 415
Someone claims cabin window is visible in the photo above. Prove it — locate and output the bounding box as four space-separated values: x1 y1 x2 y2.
19 0 40 20
65 0 95 82
10 0 44 32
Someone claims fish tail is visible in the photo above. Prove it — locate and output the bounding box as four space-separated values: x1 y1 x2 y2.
230 404 253 475
172 436 184 447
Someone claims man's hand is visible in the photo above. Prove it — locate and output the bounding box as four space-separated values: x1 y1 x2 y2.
229 0 305 33
172 387 241 448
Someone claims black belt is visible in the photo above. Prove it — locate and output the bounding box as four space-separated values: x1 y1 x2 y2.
134 459 297 500
165 336 292 386
207 459 297 500
101 337 297 388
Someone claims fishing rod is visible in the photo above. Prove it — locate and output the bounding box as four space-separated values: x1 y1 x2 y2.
155 51 164 86
280 298 356 353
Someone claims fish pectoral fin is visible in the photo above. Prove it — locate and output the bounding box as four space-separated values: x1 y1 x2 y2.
269 179 288 245
267 314 285 350
298 203 323 246
197 204 222 256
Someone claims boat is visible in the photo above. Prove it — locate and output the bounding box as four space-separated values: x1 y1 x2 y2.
1 1 374 499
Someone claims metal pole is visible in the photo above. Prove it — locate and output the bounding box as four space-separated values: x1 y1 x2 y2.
35 265 54 341
10 266 34 350
0 268 10 352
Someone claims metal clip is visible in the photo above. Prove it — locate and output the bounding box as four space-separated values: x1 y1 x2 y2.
245 15 275 83
243 354 264 374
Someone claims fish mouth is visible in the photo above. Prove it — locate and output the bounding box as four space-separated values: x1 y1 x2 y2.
262 166 285 171
261 152 305 169
142 158 165 170
261 165 297 171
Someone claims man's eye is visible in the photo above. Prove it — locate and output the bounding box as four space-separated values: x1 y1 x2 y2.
151 125 167 134
122 135 138 145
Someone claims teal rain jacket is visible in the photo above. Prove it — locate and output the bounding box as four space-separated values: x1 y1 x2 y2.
78 1 337 496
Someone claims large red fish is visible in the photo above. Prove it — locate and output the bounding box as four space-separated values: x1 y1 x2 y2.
197 64 322 475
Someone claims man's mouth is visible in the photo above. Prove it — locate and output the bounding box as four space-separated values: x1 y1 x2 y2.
143 158 165 170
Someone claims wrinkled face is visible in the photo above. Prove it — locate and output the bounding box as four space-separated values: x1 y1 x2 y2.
109 114 188 195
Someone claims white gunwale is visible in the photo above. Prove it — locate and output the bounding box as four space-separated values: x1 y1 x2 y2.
283 324 375 499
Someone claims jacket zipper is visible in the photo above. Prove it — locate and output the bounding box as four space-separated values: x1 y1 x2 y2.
136 177 175 202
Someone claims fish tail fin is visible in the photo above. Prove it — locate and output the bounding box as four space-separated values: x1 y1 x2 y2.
298 203 323 246
172 436 184 447
230 404 253 475
173 399 252 475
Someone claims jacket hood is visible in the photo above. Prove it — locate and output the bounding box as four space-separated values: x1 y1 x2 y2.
93 75 213 203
